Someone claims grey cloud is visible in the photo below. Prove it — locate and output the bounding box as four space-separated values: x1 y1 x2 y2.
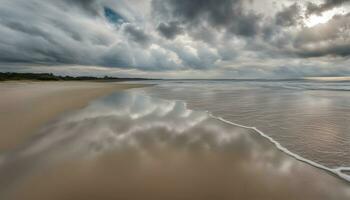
0 0 110 65
100 43 133 68
63 0 102 16
0 0 161 71
293 13 350 57
307 0 350 15
296 43 350 57
157 21 183 39
152 0 261 38
0 0 350 78
275 3 302 27
100 39 183 71
178 47 220 69
228 13 261 37
123 24 151 47
2 21 58 45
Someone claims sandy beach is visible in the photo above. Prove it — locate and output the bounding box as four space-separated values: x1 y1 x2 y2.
0 90 348 200
0 81 145 151
0 82 349 200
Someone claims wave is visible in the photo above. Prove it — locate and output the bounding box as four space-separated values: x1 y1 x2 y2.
209 114 350 182
247 82 350 92
138 86 350 183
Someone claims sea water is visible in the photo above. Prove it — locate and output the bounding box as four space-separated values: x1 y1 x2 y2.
139 79 350 175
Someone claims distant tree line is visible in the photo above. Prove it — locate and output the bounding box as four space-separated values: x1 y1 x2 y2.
0 72 152 81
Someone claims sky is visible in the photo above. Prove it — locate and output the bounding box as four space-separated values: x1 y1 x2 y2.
0 0 349 78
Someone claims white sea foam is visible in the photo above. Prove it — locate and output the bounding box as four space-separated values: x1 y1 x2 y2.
209 114 350 182
138 84 350 183
157 95 350 182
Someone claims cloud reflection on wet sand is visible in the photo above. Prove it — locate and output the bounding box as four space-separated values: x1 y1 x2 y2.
0 91 349 200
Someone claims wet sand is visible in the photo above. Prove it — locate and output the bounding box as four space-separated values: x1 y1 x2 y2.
0 81 145 151
0 91 349 200
143 81 350 170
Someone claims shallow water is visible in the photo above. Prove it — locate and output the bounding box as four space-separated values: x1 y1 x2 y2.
0 90 349 199
141 80 350 171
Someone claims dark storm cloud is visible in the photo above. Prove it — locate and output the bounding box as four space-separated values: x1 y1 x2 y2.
275 3 302 27
2 21 57 45
0 0 349 77
157 21 184 39
123 24 151 46
0 0 184 72
100 43 133 68
307 0 350 15
152 0 261 38
0 0 104 65
296 43 350 57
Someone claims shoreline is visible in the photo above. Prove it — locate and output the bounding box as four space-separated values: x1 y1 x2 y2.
139 87 350 184
211 114 350 183
1 90 349 200
0 81 147 152
0 84 349 199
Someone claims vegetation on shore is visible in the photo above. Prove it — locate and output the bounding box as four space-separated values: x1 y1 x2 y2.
0 72 151 81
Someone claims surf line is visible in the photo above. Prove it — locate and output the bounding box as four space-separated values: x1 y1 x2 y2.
209 114 350 183
141 90 350 183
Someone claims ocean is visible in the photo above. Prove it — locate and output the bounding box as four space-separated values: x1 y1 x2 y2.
138 79 350 178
